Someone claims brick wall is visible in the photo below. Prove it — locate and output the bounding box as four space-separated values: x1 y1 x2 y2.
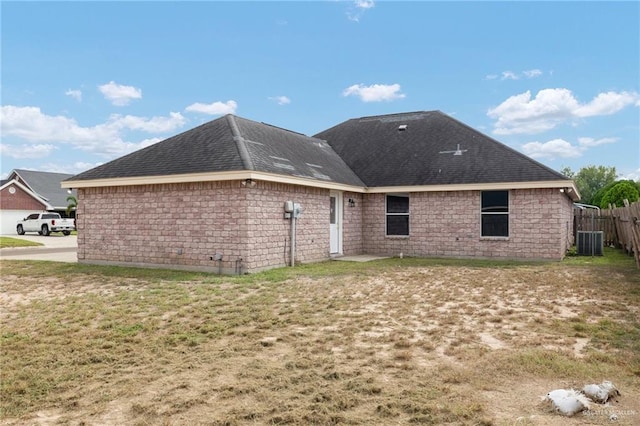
77 183 573 273
362 188 573 260
77 180 333 273
245 182 330 272
0 184 46 210
78 181 249 272
342 192 363 255
559 192 575 256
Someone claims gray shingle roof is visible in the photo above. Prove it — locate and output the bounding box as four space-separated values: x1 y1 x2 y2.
233 116 364 186
68 115 365 187
313 111 570 187
11 169 76 209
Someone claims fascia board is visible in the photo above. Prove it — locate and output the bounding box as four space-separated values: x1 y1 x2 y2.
365 180 581 201
62 172 580 201
62 171 367 193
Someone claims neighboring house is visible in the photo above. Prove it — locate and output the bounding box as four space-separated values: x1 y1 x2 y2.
0 169 77 235
63 111 579 273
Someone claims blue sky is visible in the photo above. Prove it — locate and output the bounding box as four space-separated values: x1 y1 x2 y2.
2 1 639 180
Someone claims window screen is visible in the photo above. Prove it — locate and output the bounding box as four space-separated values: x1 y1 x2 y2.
386 194 409 236
481 190 509 237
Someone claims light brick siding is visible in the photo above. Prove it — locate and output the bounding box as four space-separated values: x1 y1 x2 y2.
77 180 333 273
77 183 573 273
342 192 363 255
362 188 573 260
245 182 330 271
559 193 575 256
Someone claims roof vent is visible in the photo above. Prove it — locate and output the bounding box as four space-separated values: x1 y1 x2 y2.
398 124 408 131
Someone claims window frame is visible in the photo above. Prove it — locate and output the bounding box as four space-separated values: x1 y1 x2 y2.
480 190 509 238
385 193 410 237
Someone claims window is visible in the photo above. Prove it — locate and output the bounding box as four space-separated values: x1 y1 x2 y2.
481 190 509 237
386 194 409 236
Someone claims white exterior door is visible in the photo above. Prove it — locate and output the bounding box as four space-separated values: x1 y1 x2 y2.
329 192 342 254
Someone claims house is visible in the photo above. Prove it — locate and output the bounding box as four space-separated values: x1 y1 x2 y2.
62 111 579 273
0 169 77 235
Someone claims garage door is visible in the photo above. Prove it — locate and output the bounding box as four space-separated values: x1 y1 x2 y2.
0 210 32 235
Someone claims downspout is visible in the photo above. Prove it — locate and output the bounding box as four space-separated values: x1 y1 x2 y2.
291 210 296 267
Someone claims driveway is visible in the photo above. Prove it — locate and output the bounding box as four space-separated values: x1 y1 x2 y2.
0 234 77 262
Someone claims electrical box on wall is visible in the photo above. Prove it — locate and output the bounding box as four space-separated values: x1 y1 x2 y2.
284 201 303 219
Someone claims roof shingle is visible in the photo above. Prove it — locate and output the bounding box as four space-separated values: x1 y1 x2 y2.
68 115 365 187
11 169 76 209
314 111 570 186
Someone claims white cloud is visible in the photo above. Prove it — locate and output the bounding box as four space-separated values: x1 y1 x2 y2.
269 96 291 105
624 168 640 181
521 139 583 159
185 100 238 115
1 143 57 159
138 137 164 149
523 69 543 78
98 81 142 106
38 161 104 175
0 105 185 159
578 136 617 147
489 69 544 81
574 91 639 117
347 0 375 22
521 135 619 160
0 105 104 143
355 0 375 8
107 112 186 133
65 89 82 102
488 88 640 135
342 83 405 102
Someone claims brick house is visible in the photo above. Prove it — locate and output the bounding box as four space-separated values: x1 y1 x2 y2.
0 169 76 235
63 111 579 273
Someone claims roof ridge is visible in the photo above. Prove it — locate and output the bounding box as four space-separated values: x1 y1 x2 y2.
226 115 255 171
355 110 437 121
259 120 308 137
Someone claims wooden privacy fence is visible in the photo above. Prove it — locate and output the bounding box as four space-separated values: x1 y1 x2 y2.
574 199 640 268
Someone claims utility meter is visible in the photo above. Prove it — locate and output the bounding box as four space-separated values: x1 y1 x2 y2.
284 201 303 218
293 203 302 218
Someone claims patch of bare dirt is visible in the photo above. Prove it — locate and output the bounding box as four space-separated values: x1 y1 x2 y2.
1 264 638 425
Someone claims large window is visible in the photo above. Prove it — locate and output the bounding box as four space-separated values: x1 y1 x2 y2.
481 190 509 237
386 194 409 236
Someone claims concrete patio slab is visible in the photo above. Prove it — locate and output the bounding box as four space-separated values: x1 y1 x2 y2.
331 254 390 262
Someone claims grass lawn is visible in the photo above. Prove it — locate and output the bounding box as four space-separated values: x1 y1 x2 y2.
0 237 43 249
1 251 639 425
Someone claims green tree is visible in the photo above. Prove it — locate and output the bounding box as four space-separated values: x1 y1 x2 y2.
600 180 640 208
560 166 575 179
573 165 617 205
66 195 77 217
591 180 617 208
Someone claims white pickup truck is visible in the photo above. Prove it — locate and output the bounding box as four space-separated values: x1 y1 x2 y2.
16 212 75 236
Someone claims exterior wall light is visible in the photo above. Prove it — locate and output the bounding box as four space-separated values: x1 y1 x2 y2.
348 198 356 207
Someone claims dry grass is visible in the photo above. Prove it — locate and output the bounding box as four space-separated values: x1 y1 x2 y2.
1 254 639 425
